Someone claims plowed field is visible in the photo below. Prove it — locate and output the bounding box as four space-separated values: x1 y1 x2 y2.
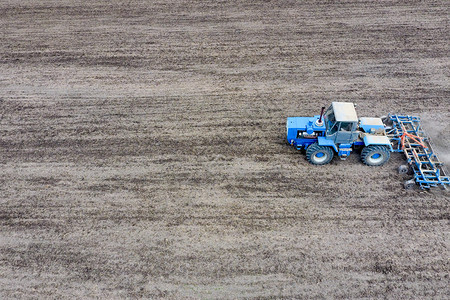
1 0 449 298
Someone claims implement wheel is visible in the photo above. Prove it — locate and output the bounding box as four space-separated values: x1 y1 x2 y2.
306 143 334 165
404 179 416 190
361 145 390 166
398 164 409 175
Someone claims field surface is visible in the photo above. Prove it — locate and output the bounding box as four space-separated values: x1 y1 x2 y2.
1 0 449 298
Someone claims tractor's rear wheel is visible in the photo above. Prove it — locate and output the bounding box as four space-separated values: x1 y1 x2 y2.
361 145 390 166
306 143 334 165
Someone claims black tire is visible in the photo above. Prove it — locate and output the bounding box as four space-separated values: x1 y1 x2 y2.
361 145 390 166
404 179 415 190
381 115 393 126
398 164 409 175
306 143 334 165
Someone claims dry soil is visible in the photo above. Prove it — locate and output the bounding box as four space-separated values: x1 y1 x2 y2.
1 0 449 299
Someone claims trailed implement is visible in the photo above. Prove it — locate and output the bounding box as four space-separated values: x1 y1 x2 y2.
385 115 450 190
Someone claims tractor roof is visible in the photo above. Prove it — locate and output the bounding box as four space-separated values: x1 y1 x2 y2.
332 102 358 122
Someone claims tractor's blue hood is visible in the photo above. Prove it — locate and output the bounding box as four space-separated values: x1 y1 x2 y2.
287 115 325 130
286 115 326 141
287 117 310 129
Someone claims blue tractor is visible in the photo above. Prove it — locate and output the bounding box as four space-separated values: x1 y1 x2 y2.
287 102 393 165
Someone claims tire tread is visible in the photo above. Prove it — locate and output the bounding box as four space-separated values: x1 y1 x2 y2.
306 142 334 165
361 145 390 166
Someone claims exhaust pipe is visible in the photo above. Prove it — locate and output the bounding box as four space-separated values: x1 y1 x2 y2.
315 106 325 126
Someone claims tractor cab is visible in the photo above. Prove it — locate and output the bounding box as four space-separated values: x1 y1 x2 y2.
324 102 359 144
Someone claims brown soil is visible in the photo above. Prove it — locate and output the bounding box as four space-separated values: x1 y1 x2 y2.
1 0 449 298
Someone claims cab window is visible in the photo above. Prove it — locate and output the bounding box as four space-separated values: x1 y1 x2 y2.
324 109 336 130
329 123 338 135
340 122 353 132
325 109 335 124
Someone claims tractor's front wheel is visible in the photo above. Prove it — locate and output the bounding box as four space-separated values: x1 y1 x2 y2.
306 143 334 165
361 145 390 166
